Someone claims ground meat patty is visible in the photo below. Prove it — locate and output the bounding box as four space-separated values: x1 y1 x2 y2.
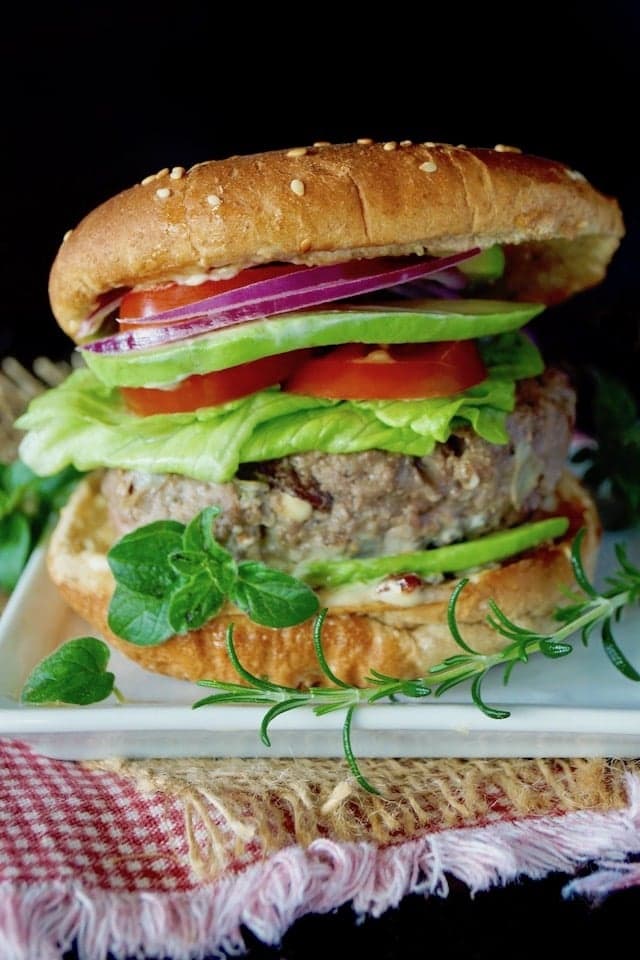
101 370 575 570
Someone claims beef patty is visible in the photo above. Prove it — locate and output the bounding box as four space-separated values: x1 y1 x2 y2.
101 370 575 570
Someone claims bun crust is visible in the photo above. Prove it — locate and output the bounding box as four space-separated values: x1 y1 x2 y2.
46 472 600 688
50 142 624 340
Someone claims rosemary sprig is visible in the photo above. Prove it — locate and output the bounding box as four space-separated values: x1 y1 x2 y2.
193 528 640 795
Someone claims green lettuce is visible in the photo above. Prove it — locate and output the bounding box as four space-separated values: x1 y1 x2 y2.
17 332 543 485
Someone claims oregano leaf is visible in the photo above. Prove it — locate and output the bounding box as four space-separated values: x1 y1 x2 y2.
21 637 115 705
231 562 319 627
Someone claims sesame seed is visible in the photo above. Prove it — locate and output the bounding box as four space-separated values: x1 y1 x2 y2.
456 144 467 149
422 141 436 147
313 141 331 147
419 160 438 173
290 178 305 196
494 144 522 153
170 166 185 179
299 238 312 253
156 187 171 199
565 168 586 182
357 138 374 145
142 168 170 186
287 147 308 157
400 139 413 147
207 194 222 208
62 229 73 243
383 141 397 151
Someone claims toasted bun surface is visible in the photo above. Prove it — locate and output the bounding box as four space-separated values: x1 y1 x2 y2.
47 472 600 688
50 142 624 340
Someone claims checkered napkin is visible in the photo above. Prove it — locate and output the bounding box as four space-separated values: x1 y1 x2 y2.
4 739 640 960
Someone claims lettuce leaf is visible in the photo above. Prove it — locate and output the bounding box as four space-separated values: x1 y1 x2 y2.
17 333 543 484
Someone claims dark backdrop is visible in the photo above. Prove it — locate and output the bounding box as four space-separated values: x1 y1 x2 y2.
4 3 640 958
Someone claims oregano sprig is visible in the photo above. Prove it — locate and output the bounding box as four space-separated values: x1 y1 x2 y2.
107 506 319 645
0 459 82 592
20 637 123 705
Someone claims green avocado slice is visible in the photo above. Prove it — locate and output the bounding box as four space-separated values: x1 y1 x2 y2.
458 245 506 281
81 299 543 388
300 517 569 588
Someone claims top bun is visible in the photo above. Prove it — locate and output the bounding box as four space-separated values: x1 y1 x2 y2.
50 141 624 340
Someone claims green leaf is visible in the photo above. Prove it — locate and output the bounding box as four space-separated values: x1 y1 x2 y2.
539 638 574 658
0 513 31 591
342 706 381 795
36 465 85 510
180 508 237 592
107 583 174 646
0 459 36 495
601 618 640 681
471 674 510 719
260 699 308 747
0 460 83 592
168 550 207 576
572 371 640 530
183 505 222 554
312 608 350 688
167 571 225 633
593 370 636 432
478 331 544 381
231 562 319 627
20 637 115 705
107 520 184 596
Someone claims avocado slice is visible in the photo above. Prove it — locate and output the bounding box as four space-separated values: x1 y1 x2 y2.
300 517 568 589
458 245 506 281
81 299 543 389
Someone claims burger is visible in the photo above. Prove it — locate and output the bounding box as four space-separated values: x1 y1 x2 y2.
16 140 623 688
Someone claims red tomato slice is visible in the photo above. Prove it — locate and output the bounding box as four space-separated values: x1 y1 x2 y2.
121 351 310 415
284 341 487 400
118 264 307 321
119 266 308 414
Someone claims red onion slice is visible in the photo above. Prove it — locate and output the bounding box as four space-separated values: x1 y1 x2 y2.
83 251 479 356
76 288 127 340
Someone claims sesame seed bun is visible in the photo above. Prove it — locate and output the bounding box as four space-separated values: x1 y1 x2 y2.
46 472 600 688
50 141 624 341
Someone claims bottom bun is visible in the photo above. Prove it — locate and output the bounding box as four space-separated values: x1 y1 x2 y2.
47 471 600 688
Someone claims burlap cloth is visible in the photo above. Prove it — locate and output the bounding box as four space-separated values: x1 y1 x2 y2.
3 359 637 884
84 756 637 879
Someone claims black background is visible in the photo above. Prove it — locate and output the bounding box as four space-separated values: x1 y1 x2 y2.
4 2 640 957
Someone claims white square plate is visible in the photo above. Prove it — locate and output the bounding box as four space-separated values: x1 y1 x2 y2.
1 530 640 761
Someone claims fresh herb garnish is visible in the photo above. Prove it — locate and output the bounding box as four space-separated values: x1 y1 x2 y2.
0 459 82 592
19 522 640 793
573 371 640 530
194 529 640 794
20 637 123 705
107 506 319 645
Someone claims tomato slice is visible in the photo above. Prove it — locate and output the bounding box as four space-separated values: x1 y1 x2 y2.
119 267 308 414
118 264 307 322
121 350 310 415
284 341 487 400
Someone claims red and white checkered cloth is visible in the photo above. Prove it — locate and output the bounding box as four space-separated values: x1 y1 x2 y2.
3 738 640 960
